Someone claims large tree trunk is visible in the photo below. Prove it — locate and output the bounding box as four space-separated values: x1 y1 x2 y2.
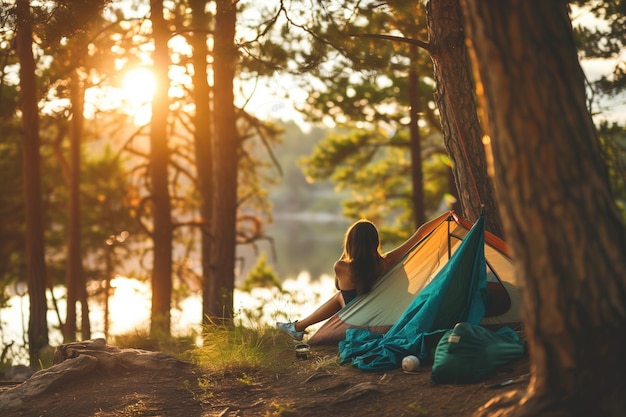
188 0 216 326
16 0 50 365
462 1 626 416
427 0 503 237
209 0 238 321
149 0 173 336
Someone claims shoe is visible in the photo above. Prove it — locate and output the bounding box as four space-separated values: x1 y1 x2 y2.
276 321 305 341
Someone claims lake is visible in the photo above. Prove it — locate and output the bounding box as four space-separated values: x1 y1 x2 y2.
0 272 337 365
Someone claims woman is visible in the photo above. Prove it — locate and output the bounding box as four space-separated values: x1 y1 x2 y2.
276 218 427 341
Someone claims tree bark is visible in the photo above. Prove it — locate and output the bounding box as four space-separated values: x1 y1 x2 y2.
64 71 90 342
16 0 50 365
209 0 238 321
427 0 503 237
462 1 626 416
188 0 216 326
408 44 426 227
149 0 173 336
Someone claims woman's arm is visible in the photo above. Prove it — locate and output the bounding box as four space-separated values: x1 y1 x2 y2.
383 215 443 264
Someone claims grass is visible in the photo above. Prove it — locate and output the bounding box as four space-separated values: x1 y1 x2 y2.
189 321 295 373
111 319 296 375
97 280 335 381
265 401 296 416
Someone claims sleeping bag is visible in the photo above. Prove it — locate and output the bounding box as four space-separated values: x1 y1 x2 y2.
431 322 525 384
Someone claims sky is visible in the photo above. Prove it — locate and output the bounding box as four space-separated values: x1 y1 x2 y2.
80 2 626 131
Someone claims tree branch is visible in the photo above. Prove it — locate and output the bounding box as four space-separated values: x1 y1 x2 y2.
350 33 431 52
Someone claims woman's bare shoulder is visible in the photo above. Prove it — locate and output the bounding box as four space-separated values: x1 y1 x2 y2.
334 259 349 273
334 260 354 290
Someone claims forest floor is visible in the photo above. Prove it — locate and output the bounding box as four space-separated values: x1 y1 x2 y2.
1 343 530 417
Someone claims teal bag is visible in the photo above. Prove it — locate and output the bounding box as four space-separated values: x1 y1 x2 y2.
431 322 525 384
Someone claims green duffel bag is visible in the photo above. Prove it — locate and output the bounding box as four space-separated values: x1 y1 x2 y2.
431 322 525 384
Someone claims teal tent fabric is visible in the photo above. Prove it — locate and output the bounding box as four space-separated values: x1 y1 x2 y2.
338 213 488 371
431 322 525 384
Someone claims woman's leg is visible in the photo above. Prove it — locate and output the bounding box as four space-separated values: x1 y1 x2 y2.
294 292 345 332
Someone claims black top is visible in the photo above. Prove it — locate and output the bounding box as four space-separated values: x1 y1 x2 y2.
341 289 358 305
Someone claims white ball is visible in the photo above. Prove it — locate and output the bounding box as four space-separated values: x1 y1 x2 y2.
402 355 420 372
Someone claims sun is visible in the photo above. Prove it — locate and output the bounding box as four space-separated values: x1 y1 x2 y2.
122 67 156 102
121 67 156 125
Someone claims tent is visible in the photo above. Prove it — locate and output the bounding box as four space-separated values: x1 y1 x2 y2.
338 211 489 371
308 211 521 346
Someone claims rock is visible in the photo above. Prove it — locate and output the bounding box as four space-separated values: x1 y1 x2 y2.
53 338 188 371
0 338 191 412
0 354 98 410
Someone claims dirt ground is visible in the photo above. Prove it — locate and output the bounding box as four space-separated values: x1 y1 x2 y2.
1 344 530 417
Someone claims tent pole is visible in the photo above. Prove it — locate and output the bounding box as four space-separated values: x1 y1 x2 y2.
447 215 452 260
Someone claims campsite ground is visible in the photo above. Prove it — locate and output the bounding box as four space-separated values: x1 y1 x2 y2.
1 344 530 417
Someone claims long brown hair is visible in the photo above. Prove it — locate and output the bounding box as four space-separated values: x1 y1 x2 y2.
341 219 384 294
